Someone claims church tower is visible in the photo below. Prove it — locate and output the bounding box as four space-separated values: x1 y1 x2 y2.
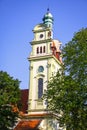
14 9 66 130
28 9 62 115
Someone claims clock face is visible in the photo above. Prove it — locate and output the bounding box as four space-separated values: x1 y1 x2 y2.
38 66 44 72
40 34 43 38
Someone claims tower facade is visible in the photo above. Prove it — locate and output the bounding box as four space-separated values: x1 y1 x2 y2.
28 9 62 115
14 10 66 130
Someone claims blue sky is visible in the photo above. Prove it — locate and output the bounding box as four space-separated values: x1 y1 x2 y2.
0 0 87 89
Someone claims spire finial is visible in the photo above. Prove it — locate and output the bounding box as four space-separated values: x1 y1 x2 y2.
47 7 50 12
47 8 50 13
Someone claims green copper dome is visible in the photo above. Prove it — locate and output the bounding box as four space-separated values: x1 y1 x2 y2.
43 8 54 28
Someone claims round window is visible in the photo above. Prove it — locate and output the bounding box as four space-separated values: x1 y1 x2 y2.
40 34 43 38
38 66 44 72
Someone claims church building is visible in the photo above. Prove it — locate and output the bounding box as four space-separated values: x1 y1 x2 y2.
14 9 65 130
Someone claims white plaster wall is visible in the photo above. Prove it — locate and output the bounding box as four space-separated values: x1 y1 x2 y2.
35 32 45 41
31 59 48 109
29 57 61 110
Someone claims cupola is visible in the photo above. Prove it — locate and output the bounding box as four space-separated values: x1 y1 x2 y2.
43 8 54 28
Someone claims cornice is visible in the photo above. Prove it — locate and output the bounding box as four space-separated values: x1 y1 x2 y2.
33 28 52 33
30 38 52 45
28 54 61 65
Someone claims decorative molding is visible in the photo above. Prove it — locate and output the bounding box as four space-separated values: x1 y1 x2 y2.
46 63 51 68
30 38 52 45
29 66 33 70
36 74 45 78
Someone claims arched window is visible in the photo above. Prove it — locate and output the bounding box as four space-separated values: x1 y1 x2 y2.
38 78 43 98
40 46 42 53
37 47 39 54
43 46 45 53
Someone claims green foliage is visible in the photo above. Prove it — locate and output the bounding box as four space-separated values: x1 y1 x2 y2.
63 28 87 81
0 105 18 130
45 28 87 130
0 71 21 130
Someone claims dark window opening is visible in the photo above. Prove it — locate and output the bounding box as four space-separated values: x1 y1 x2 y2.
38 78 43 98
40 34 43 38
43 46 45 53
37 47 39 54
40 47 42 53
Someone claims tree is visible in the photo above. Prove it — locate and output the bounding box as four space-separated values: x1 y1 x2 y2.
0 71 21 130
44 28 87 130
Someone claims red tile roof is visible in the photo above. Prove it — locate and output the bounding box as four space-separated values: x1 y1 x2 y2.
51 40 62 63
14 120 41 130
20 89 28 113
14 113 52 130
